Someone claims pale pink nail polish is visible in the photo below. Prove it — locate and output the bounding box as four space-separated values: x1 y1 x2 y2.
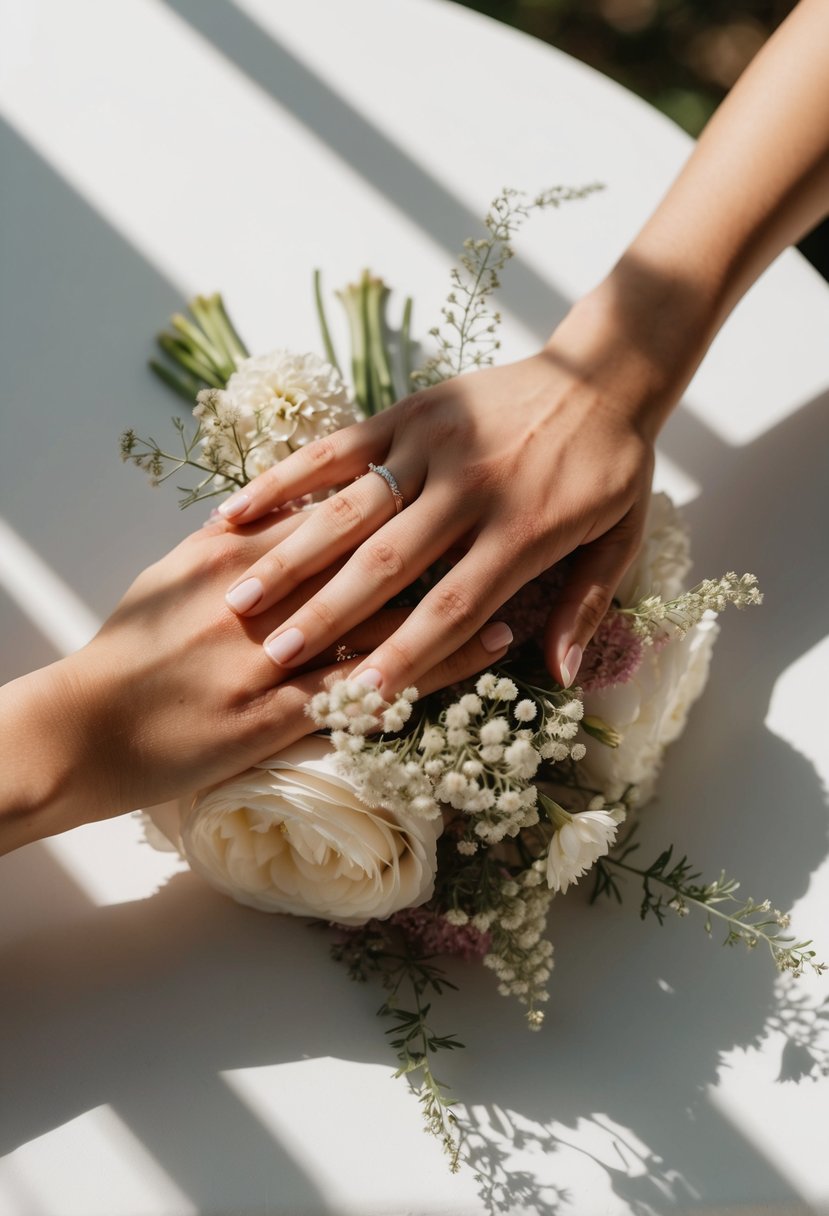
480 621 513 652
264 627 305 666
560 643 583 689
225 577 264 613
219 492 251 519
354 668 383 688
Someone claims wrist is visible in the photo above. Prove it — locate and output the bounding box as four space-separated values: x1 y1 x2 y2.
547 260 720 445
0 656 105 853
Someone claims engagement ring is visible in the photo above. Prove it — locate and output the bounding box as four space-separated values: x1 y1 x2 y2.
367 462 405 514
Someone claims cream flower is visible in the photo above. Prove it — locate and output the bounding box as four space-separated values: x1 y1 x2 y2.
221 349 360 477
145 735 440 926
580 614 719 806
546 806 625 894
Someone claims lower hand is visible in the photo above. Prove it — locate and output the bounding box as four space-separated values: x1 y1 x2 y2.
1 512 508 853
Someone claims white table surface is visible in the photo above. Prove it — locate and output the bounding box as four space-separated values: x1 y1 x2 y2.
1 2 829 1213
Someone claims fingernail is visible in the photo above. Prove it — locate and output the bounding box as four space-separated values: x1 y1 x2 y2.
225 577 264 613
354 668 383 688
264 627 305 666
560 643 583 689
219 492 251 519
480 621 513 653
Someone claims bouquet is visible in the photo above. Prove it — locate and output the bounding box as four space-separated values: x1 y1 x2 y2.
124 187 822 1169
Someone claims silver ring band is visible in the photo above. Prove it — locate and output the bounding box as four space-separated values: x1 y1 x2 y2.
367 462 405 514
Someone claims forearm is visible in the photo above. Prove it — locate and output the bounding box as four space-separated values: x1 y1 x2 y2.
556 0 829 439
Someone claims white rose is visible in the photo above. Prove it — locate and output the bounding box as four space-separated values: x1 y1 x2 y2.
580 614 719 806
144 735 440 926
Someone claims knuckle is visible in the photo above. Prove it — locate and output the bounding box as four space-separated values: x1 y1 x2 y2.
430 582 477 631
457 457 497 494
381 635 416 678
304 436 337 469
260 546 294 586
324 491 363 534
304 597 337 633
577 584 611 635
360 539 405 581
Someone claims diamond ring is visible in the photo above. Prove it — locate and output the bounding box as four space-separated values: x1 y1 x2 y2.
367 462 405 514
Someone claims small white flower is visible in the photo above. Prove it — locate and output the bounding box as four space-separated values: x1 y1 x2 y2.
444 908 469 926
546 807 624 894
514 699 538 722
494 678 518 701
479 717 510 745
476 673 498 697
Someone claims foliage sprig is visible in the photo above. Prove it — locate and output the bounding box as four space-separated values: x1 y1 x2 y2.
412 184 602 388
594 834 825 977
330 924 463 1169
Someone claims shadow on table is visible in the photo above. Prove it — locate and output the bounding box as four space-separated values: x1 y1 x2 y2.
163 0 572 343
2 73 829 1216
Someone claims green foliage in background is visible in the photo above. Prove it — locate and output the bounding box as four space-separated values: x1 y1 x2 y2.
455 0 795 136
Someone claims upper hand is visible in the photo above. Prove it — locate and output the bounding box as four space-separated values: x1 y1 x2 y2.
217 305 660 696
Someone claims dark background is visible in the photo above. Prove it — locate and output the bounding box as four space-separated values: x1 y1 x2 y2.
455 0 829 279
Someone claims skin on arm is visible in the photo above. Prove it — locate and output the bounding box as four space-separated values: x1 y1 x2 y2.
0 514 512 856
214 0 829 697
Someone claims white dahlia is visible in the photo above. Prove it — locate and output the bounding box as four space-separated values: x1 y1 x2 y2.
222 349 360 477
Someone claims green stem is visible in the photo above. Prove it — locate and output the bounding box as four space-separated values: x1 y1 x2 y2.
214 293 249 361
148 359 202 404
400 296 413 397
365 276 397 412
156 334 225 387
169 313 228 376
313 269 342 374
189 294 236 371
338 280 370 414
605 856 783 964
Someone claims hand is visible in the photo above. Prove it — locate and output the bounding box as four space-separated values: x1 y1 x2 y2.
216 287 672 697
0 512 508 853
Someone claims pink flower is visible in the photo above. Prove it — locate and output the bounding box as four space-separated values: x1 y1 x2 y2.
579 610 644 692
391 906 491 961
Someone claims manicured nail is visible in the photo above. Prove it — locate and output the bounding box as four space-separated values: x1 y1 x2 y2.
219 492 251 519
264 627 305 666
225 577 264 613
480 621 513 653
560 643 583 689
354 668 383 688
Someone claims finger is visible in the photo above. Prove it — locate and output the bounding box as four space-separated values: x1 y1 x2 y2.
336 540 533 697
416 619 513 697
216 412 396 524
542 506 645 688
224 446 424 616
259 488 476 678
307 607 413 668
261 615 514 754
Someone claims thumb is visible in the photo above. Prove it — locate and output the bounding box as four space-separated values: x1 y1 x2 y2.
543 508 644 687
